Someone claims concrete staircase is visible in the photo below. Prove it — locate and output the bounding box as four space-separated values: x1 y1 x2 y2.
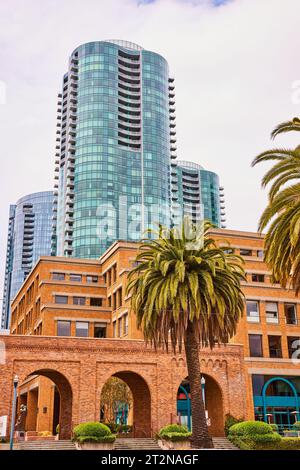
114 438 161 450
18 440 76 451
212 437 239 450
17 437 238 451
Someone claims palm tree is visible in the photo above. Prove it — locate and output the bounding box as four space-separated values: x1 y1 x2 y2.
252 121 300 292
271 117 300 139
126 219 245 449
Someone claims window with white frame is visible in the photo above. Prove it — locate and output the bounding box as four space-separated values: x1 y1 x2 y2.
246 300 260 323
265 302 279 323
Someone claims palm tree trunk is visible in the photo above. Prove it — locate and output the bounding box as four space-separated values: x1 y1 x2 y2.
184 321 214 449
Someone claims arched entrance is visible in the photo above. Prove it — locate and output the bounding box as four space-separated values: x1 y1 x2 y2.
257 377 300 432
17 369 73 440
177 374 224 436
100 371 151 438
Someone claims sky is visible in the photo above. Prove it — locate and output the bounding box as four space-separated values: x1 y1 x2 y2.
0 0 300 296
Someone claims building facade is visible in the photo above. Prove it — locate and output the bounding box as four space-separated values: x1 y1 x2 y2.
171 160 225 228
53 40 175 260
1 192 53 329
1 205 16 329
214 229 300 432
7 228 300 436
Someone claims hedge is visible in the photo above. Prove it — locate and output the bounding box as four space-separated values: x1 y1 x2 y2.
278 438 300 450
158 424 191 442
228 420 300 450
158 424 189 435
76 435 116 444
73 422 116 443
159 432 192 442
293 421 300 431
229 420 273 436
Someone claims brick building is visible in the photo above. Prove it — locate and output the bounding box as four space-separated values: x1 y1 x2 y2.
3 229 300 438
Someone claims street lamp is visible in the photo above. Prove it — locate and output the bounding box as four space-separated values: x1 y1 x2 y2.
9 375 19 451
201 376 206 408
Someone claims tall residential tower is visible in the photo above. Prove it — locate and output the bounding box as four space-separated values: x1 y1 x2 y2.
52 40 176 259
171 160 226 228
1 191 53 329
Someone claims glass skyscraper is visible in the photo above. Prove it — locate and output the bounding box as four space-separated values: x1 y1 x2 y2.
1 191 53 329
171 160 226 228
52 40 176 259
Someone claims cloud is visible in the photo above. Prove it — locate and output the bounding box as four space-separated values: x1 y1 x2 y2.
0 0 299 294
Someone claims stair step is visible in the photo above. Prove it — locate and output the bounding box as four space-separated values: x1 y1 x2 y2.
212 438 239 450
114 438 160 450
18 440 76 451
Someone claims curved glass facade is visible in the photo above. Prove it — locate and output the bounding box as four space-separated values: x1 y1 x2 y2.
171 160 225 228
1 192 53 328
54 41 174 259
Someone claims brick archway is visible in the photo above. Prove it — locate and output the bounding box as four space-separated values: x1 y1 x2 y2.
176 372 225 437
100 371 152 437
203 374 224 436
22 369 73 440
0 336 247 441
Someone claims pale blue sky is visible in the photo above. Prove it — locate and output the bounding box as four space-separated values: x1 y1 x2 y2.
0 0 300 301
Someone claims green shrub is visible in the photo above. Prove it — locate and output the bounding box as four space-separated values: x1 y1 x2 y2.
76 435 116 444
269 424 279 433
159 431 192 442
158 424 188 436
278 438 300 450
229 420 273 437
224 414 243 436
229 432 281 450
158 424 190 442
73 422 116 443
56 424 59 435
229 432 300 450
292 421 300 430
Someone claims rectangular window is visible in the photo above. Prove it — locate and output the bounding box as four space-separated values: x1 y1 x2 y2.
86 275 98 283
266 302 279 324
113 321 116 338
73 296 86 306
268 335 282 358
240 249 252 256
123 314 128 336
54 295 68 304
90 297 102 307
70 274 82 282
57 320 71 336
257 250 264 258
251 274 265 283
285 303 297 325
118 318 122 337
249 334 263 357
246 300 260 323
76 321 89 337
287 336 300 358
52 272 65 281
94 323 106 338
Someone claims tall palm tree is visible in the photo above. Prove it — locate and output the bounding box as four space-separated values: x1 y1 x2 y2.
252 120 300 292
126 219 245 449
271 117 300 139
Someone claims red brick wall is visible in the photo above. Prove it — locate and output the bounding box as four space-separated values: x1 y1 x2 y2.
0 335 247 439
